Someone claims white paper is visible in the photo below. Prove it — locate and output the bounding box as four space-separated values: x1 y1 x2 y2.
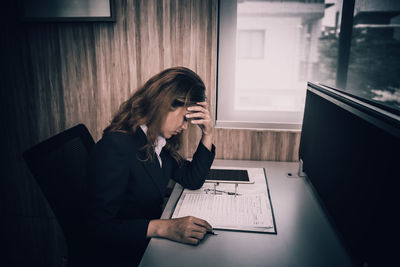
172 192 273 229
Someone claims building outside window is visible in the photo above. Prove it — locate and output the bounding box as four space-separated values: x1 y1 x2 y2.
237 30 265 59
346 0 400 110
217 0 400 129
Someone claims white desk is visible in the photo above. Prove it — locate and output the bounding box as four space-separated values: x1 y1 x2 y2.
139 160 354 267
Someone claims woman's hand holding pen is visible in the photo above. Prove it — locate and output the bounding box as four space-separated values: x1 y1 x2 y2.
186 102 214 151
166 216 213 245
147 216 213 245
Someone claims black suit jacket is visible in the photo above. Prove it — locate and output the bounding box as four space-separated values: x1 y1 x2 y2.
86 127 215 265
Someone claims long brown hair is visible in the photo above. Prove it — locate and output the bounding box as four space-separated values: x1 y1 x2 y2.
103 66 206 164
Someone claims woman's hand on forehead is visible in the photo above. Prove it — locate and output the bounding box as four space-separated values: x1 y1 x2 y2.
185 102 214 150
187 102 208 112
186 102 208 117
186 102 213 136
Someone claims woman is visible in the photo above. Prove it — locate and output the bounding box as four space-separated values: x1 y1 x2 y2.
86 67 215 266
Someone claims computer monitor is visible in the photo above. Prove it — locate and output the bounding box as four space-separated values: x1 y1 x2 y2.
299 82 400 267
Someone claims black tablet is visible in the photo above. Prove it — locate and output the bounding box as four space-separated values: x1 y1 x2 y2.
205 169 254 184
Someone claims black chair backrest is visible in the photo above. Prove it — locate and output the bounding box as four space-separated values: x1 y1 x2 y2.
23 124 95 266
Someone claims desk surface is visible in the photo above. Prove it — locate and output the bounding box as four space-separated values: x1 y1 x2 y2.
139 160 353 267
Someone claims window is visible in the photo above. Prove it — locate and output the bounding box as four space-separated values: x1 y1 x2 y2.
217 0 400 129
346 0 400 110
237 30 265 59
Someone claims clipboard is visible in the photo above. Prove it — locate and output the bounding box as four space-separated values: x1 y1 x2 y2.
171 167 277 234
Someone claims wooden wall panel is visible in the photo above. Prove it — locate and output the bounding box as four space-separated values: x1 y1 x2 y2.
214 129 300 161
1 0 219 144
1 0 299 265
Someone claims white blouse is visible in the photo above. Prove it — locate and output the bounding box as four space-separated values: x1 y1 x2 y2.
139 125 166 167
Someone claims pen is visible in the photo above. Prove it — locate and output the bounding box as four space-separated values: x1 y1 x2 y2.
207 230 217 235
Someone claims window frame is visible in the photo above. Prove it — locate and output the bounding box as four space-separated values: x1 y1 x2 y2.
216 0 356 130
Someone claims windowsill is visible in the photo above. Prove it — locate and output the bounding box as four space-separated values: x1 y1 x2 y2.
215 120 302 131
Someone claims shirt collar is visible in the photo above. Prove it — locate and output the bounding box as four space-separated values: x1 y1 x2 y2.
139 125 166 156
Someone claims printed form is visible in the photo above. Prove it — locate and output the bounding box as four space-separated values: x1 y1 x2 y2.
171 167 276 233
173 193 273 229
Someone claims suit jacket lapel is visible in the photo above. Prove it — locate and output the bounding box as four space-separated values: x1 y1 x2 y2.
133 127 165 197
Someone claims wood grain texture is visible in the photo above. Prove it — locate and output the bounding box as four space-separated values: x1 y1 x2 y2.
214 129 300 161
1 0 217 145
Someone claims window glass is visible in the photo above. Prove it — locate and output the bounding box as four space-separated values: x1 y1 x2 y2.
218 0 337 128
237 30 265 59
346 0 400 110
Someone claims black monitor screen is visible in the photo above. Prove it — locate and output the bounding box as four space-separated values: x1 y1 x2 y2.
299 83 400 267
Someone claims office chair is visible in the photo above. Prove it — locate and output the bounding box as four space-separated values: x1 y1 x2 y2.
23 124 95 267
